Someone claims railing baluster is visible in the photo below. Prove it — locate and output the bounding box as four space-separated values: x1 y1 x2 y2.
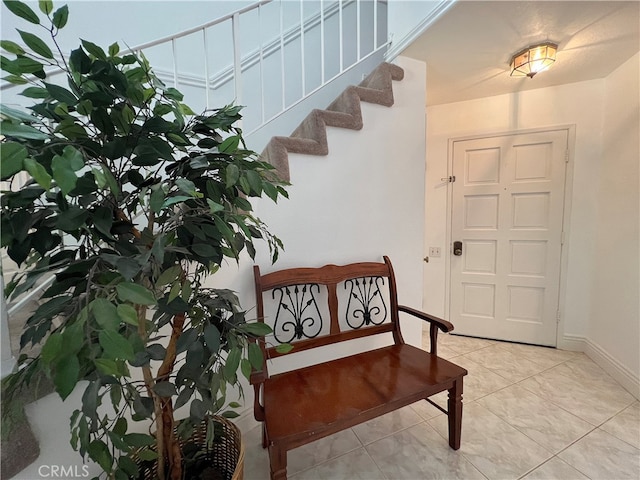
339 0 344 72
300 0 306 96
203 28 210 109
259 3 265 124
320 0 325 84
172 38 178 88
357 0 361 61
280 0 286 111
232 12 242 105
374 0 378 50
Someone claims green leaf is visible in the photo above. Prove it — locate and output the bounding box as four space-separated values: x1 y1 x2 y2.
219 135 240 153
3 0 40 24
40 331 63 365
81 39 106 60
248 342 263 370
99 330 134 361
2 74 27 85
51 146 84 194
225 164 240 188
240 358 251 381
117 304 138 326
175 178 198 196
108 42 119 57
88 439 113 473
152 381 177 397
17 30 53 59
95 358 121 376
204 324 220 353
123 433 155 447
44 82 77 105
189 398 207 421
149 186 164 214
116 282 156 306
20 86 48 98
23 157 51 189
223 347 241 381
136 448 157 461
0 142 27 180
55 207 89 231
275 343 294 354
240 322 272 337
156 266 181 287
0 40 25 55
54 355 80 399
1 122 48 140
222 410 240 419
38 0 52 14
51 4 68 28
91 298 120 330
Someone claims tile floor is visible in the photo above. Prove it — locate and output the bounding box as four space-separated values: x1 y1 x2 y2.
241 333 640 480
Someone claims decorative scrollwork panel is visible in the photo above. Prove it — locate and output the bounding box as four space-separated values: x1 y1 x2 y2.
342 276 389 330
267 283 326 344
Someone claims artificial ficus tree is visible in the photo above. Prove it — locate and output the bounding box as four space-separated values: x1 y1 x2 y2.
1 1 288 478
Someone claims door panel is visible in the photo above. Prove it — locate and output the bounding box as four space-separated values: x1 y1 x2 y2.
449 130 568 346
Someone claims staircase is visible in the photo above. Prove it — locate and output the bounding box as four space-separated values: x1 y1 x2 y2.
261 62 405 182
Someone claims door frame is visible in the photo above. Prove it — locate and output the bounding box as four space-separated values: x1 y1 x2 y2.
443 125 576 347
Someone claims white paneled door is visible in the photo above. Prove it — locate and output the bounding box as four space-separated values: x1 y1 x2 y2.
449 130 568 346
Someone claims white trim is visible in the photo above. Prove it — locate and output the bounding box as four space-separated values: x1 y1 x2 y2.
385 0 457 62
561 335 640 400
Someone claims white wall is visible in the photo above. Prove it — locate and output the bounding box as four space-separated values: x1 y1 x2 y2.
588 53 640 394
215 55 427 355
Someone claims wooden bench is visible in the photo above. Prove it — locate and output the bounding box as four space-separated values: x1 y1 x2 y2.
250 256 468 480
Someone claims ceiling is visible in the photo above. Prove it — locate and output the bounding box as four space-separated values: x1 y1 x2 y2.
400 1 640 106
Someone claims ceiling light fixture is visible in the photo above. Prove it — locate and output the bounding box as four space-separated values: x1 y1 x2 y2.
510 42 558 78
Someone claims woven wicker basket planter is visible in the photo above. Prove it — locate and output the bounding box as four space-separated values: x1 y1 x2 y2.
134 416 244 480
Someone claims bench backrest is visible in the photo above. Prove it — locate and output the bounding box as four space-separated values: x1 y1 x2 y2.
253 256 405 374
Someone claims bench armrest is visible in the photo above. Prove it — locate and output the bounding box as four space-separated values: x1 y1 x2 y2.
398 305 454 332
398 305 453 355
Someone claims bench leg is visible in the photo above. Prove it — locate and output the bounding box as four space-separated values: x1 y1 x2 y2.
447 377 463 450
268 443 287 480
262 422 269 449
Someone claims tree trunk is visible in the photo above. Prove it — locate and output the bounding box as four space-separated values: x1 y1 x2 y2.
158 313 186 480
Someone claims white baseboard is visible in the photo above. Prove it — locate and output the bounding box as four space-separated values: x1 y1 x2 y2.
562 334 640 400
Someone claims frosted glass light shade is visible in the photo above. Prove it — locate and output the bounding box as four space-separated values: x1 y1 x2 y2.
510 42 557 78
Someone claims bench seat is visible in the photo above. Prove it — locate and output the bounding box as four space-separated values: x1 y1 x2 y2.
263 343 466 446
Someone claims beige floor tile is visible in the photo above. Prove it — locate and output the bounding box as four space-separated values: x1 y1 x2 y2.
365 422 486 479
410 396 448 420
243 425 271 480
478 384 594 453
429 403 552 480
352 405 423 445
291 448 386 480
286 428 363 476
494 342 580 370
559 428 640 479
451 356 514 401
437 333 497 355
520 457 589 480
519 359 636 425
462 344 552 383
600 401 640 449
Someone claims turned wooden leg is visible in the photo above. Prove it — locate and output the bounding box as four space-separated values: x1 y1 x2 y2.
447 377 463 450
268 443 287 480
262 422 269 449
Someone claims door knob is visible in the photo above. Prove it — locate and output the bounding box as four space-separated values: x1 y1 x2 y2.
453 241 463 256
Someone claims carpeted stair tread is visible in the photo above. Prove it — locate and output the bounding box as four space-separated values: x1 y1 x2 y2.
261 62 404 182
